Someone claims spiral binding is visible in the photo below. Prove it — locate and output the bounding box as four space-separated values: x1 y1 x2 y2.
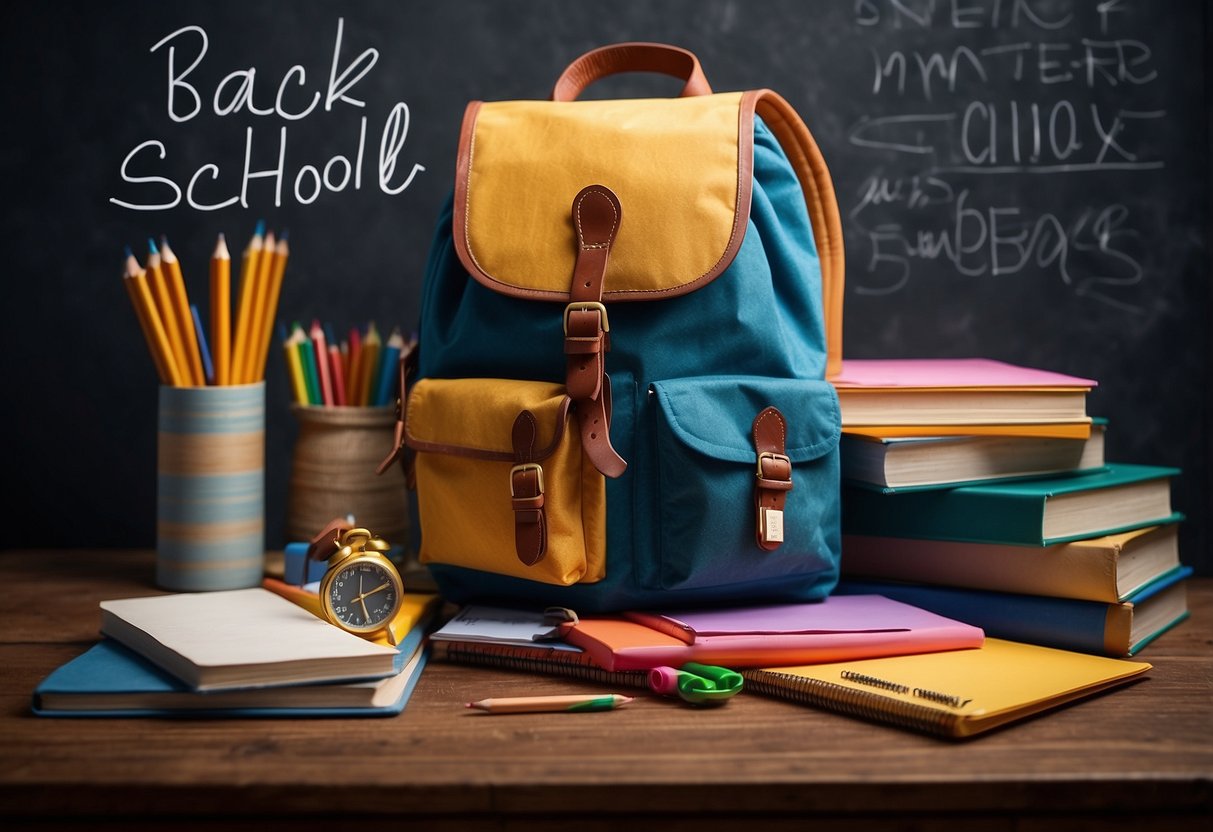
913 687 970 709
840 670 910 694
432 641 650 689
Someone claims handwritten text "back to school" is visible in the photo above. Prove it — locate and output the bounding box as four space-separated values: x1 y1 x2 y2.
110 19 424 212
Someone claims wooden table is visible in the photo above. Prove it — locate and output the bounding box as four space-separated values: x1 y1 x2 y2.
2 550 1210 830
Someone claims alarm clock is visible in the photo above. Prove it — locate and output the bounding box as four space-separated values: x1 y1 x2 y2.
309 520 404 646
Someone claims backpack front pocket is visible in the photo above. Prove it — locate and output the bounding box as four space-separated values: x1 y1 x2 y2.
405 378 606 586
645 376 841 592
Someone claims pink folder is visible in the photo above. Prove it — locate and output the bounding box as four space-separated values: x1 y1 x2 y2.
560 596 985 671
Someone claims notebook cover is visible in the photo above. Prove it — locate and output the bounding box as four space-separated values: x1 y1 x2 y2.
741 637 1149 739
832 358 1096 389
562 596 984 671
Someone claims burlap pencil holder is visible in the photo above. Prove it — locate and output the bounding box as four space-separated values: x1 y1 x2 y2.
286 404 409 545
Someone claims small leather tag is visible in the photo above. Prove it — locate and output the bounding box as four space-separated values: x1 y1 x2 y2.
760 508 785 545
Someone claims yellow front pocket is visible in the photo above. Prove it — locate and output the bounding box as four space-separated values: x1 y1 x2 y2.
404 378 606 586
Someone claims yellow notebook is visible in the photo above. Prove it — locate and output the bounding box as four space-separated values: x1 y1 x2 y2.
741 638 1150 739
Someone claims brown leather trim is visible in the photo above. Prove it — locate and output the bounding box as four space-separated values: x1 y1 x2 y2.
752 90 845 380
404 395 574 462
753 406 793 552
551 42 713 102
452 95 755 303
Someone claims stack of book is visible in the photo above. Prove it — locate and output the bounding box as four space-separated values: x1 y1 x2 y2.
833 357 1191 657
32 587 441 717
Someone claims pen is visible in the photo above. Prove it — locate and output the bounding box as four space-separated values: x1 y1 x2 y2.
465 694 634 714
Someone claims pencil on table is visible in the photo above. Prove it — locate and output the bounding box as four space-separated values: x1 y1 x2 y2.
309 318 334 405
191 304 215 385
209 233 232 385
145 238 190 384
230 221 265 385
123 249 184 386
250 230 290 384
160 235 205 386
281 323 308 405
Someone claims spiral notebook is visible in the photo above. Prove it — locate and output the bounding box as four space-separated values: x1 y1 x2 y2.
741 638 1150 739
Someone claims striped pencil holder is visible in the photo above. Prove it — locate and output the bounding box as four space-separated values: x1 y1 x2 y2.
156 382 265 591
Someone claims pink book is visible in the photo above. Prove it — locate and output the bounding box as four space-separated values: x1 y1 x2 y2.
559 596 985 671
833 358 1096 390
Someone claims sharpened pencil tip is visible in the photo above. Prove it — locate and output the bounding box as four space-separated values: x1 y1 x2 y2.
254 219 266 237
147 237 158 254
280 228 289 241
123 245 133 259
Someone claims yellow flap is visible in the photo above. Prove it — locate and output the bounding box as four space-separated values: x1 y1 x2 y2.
405 378 570 457
454 92 750 301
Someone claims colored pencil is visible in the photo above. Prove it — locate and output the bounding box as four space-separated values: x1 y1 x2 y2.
465 694 633 714
346 325 364 405
145 239 190 384
281 323 308 405
309 318 334 405
358 322 381 407
326 323 347 406
230 221 265 385
124 251 184 386
191 303 215 385
209 233 232 386
160 235 205 386
250 231 290 384
295 323 321 405
373 327 405 407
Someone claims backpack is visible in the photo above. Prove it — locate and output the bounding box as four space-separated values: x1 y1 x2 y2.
381 42 846 612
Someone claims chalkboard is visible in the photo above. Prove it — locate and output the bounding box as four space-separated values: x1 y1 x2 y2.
3 0 1209 575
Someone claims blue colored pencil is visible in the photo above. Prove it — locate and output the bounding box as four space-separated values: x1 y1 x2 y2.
373 327 404 406
191 304 215 385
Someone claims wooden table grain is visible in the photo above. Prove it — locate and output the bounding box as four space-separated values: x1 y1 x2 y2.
1 549 1210 830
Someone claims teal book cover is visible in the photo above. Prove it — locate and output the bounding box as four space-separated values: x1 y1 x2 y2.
31 622 430 718
842 462 1182 546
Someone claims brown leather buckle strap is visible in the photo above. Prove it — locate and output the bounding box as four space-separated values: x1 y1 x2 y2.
511 411 547 566
565 185 627 478
753 407 793 551
376 342 419 487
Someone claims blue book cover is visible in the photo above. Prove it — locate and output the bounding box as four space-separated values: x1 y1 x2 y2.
32 621 430 718
836 565 1193 657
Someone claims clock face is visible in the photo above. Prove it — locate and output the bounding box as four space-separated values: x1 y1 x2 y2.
324 559 400 631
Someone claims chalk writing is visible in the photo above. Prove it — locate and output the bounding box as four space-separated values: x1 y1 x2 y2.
846 0 1163 311
110 18 423 212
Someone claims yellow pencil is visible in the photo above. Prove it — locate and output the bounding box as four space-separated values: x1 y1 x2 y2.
358 322 381 407
250 230 290 383
240 229 276 383
230 221 265 385
209 234 232 385
283 325 308 405
159 235 206 386
146 239 191 383
125 252 184 386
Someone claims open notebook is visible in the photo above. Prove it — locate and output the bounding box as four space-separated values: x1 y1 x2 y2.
741 638 1150 739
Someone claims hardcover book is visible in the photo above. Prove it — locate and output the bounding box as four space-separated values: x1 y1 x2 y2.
741 638 1150 739
837 565 1193 657
98 588 400 691
841 462 1182 546
840 421 1105 491
831 358 1095 426
842 524 1181 603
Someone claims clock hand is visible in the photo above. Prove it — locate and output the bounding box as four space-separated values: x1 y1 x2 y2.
359 595 371 623
361 582 391 598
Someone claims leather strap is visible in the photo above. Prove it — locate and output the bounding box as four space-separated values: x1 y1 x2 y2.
510 410 547 566
376 343 419 488
752 407 793 551
565 185 627 478
306 517 354 562
551 42 713 102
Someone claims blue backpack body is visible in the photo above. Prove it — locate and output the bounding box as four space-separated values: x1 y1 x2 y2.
391 44 846 612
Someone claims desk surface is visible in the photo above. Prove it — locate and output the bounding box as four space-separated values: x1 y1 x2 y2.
1 550 1210 830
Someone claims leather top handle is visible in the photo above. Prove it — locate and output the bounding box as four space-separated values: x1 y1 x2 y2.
552 42 713 102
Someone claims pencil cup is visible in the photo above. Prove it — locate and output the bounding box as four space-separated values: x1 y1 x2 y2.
156 383 266 591
286 405 409 545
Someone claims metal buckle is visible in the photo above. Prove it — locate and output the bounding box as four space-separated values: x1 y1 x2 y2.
756 451 792 479
509 463 545 497
562 301 610 335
